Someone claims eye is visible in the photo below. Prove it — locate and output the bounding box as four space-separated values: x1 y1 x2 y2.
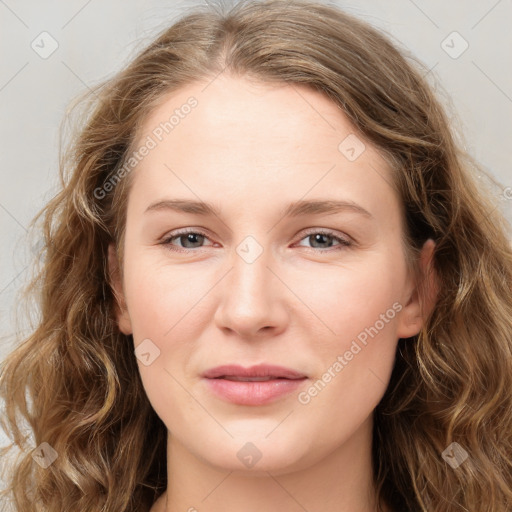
160 229 214 252
160 228 352 253
294 229 352 252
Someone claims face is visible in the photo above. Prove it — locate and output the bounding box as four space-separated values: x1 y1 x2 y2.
109 74 429 475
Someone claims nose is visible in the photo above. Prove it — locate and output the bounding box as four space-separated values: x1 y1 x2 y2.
213 239 289 339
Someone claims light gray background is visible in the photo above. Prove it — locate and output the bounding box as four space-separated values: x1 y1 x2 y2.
0 0 511 489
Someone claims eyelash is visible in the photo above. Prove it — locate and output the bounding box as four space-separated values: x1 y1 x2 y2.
159 228 353 254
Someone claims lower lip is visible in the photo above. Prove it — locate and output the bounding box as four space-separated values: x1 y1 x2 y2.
203 377 307 405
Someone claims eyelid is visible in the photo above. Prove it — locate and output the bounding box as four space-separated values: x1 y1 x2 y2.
160 227 216 247
298 227 353 246
159 226 354 253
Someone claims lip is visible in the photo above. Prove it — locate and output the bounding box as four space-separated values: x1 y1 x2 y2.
202 364 306 380
202 364 308 406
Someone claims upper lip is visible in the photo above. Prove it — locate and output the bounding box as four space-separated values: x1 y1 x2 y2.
202 364 306 380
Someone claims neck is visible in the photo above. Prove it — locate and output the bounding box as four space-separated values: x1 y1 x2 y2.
153 414 387 512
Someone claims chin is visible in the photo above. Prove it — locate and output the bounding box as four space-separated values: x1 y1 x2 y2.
187 432 318 475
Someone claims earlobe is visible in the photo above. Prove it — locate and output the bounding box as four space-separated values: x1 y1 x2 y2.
107 243 133 335
396 239 439 339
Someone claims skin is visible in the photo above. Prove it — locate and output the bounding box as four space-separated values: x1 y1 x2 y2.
109 74 436 512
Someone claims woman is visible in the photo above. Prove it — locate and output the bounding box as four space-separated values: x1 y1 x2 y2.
1 1 511 511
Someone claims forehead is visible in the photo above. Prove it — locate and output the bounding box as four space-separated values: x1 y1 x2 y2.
141 75 362 153
126 74 400 223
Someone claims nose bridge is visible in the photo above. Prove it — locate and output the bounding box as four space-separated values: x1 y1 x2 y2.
229 233 272 301
214 233 283 334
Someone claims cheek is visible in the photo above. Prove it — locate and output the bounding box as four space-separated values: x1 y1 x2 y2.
123 252 207 338
294 254 404 411
121 243 406 465
122 256 201 417
124 245 406 359
295 253 404 345
122 253 216 407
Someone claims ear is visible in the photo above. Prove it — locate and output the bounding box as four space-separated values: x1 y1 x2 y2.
396 238 439 339
108 242 133 335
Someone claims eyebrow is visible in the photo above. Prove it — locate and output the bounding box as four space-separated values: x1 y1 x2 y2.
144 198 373 219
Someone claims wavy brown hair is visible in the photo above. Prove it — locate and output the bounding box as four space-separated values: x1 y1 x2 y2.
1 0 511 511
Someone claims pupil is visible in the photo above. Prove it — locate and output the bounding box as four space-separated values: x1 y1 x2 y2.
185 233 202 247
313 234 330 247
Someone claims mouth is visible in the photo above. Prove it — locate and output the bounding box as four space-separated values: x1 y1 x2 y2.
202 363 307 380
218 376 295 382
202 364 308 405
